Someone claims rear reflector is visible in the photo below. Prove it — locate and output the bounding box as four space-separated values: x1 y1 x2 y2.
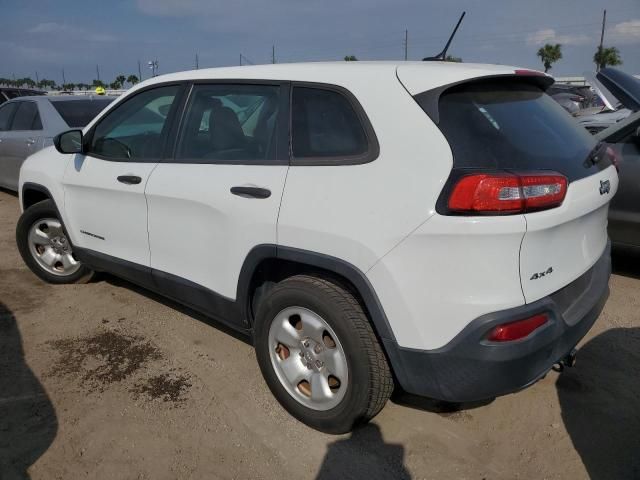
448 172 567 214
487 313 549 342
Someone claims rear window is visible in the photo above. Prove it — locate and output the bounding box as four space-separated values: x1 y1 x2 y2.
51 99 113 127
417 80 605 181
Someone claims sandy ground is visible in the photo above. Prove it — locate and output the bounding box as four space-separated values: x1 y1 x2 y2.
0 189 638 480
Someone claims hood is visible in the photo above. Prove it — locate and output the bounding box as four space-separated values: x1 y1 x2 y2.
586 68 640 113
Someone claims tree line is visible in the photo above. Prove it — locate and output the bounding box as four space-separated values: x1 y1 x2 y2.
0 74 141 91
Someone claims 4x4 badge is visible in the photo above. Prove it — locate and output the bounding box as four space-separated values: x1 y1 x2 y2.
599 179 611 195
530 267 553 281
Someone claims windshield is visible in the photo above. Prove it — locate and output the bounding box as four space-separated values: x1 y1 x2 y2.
51 99 113 128
416 80 608 181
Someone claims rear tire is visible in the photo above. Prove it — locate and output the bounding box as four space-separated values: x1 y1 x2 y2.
254 274 393 433
16 199 94 284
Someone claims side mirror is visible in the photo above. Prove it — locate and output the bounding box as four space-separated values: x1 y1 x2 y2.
54 129 84 154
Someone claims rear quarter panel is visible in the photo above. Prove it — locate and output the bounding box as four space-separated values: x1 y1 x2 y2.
277 68 453 273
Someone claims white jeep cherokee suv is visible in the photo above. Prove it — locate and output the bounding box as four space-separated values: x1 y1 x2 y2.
16 62 617 433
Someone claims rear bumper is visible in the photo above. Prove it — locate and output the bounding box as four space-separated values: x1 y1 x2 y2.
384 242 611 402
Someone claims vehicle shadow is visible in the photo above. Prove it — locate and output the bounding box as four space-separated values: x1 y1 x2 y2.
557 327 640 479
611 247 640 280
0 302 58 479
100 275 252 346
315 423 411 479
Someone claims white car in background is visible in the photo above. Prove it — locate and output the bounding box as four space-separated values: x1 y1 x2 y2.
15 62 617 433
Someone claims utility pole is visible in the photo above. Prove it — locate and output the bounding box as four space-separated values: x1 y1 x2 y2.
96 64 100 81
195 53 199 69
272 45 276 64
240 53 242 66
35 71 39 84
138 60 142 81
404 29 408 60
597 9 607 72
62 68 66 85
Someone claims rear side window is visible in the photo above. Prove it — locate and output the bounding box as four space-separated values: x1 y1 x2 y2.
0 102 18 131
292 87 369 161
417 81 603 181
51 99 113 128
11 102 42 131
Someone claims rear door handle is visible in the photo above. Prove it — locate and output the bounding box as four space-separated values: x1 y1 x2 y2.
230 186 271 199
117 175 142 185
26 138 36 146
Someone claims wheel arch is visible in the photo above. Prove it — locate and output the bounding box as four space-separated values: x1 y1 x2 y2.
21 183 55 211
239 245 397 344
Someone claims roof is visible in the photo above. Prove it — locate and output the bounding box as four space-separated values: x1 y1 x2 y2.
133 61 540 95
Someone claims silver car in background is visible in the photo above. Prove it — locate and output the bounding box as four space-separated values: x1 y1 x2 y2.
0 95 114 191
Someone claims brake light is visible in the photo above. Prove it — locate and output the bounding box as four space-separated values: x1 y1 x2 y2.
514 69 547 77
487 313 549 342
448 172 567 214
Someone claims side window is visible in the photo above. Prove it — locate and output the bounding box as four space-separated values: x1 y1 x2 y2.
11 102 41 131
0 102 18 131
176 84 280 162
90 85 180 161
292 86 369 160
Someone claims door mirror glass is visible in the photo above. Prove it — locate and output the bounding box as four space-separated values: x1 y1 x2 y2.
54 129 84 154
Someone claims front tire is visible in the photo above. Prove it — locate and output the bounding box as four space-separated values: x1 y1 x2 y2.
254 275 393 433
16 199 94 284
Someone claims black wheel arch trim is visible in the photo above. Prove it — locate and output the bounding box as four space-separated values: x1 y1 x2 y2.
21 182 56 211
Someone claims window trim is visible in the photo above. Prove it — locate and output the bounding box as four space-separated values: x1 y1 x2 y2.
289 82 379 166
83 81 188 163
167 79 291 166
8 100 43 132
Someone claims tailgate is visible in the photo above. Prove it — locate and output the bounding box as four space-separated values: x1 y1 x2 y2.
520 165 618 303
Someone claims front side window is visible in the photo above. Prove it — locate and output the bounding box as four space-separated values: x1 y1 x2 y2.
0 102 18 131
11 101 42 131
177 84 280 162
292 87 368 159
90 85 180 160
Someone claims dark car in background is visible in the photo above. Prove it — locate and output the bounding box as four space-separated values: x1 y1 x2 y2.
0 87 45 104
577 68 640 134
0 95 114 191
598 110 640 251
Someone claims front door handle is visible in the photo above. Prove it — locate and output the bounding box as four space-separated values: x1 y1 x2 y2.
230 186 271 199
117 175 142 185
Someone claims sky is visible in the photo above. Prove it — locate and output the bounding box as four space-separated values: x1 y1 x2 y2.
2 0 639 85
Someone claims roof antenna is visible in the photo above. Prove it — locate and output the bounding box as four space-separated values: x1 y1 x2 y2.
423 11 466 61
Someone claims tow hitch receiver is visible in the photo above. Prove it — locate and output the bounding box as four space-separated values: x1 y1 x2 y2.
553 348 578 372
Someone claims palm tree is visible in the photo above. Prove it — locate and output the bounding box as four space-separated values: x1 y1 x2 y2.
344 55 358 61
115 75 126 87
126 74 139 86
92 79 105 88
594 46 623 70
537 43 562 73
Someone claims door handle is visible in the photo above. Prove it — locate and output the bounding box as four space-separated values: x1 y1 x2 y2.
26 138 36 146
117 175 142 185
230 186 271 199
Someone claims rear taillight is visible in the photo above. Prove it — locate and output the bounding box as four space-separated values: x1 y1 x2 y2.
487 313 549 342
447 172 567 214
